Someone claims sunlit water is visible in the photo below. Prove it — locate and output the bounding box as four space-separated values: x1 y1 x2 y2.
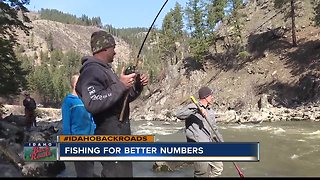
58 120 320 177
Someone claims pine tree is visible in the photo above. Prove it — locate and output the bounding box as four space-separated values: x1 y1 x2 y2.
159 2 184 65
313 0 320 26
274 0 298 47
172 2 184 64
0 0 31 96
206 0 227 52
185 0 208 63
224 0 245 49
160 11 176 64
45 32 54 52
172 2 184 41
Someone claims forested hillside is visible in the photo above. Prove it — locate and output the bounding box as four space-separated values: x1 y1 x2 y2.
1 0 320 112
1 0 320 177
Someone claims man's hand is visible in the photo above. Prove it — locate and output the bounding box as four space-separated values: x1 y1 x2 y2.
139 73 148 86
120 67 136 88
133 73 149 91
199 108 207 118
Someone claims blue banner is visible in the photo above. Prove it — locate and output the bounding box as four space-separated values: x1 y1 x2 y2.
58 142 259 161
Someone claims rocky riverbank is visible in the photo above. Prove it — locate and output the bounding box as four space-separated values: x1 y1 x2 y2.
0 105 64 177
1 99 319 177
131 100 320 124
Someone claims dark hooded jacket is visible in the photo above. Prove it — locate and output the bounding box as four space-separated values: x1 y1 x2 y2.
75 56 143 135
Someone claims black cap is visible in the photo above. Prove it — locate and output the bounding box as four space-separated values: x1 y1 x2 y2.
198 86 212 99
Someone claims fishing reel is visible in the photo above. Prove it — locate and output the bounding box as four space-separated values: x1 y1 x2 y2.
124 65 136 75
125 65 142 89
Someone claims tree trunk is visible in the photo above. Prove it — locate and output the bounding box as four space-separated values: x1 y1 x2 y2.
291 0 297 47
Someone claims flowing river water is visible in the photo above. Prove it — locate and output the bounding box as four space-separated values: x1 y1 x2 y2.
58 120 320 177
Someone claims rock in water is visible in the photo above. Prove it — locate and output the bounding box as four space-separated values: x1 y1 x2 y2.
153 161 191 172
21 161 66 177
0 163 23 177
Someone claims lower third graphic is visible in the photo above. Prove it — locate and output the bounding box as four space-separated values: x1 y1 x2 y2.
24 142 57 161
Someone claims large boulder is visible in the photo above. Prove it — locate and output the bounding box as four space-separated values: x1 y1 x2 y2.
298 74 320 102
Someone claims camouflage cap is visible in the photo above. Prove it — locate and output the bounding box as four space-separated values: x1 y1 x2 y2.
90 31 116 54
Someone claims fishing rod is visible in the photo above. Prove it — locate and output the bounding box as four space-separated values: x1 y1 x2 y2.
190 96 245 178
119 0 169 122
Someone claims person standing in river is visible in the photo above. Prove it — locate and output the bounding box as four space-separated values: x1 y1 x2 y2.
75 30 149 177
174 86 224 177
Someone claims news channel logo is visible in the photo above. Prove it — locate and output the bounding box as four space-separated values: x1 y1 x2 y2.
24 142 57 161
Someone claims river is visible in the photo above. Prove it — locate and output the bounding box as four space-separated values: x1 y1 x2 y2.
58 120 320 177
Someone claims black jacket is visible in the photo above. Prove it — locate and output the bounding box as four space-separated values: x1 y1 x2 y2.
75 56 143 135
23 97 36 111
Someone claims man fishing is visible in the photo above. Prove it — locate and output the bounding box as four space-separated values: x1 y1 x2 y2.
174 86 224 177
75 31 148 177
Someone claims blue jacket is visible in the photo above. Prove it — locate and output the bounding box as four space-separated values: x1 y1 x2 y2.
62 93 96 135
